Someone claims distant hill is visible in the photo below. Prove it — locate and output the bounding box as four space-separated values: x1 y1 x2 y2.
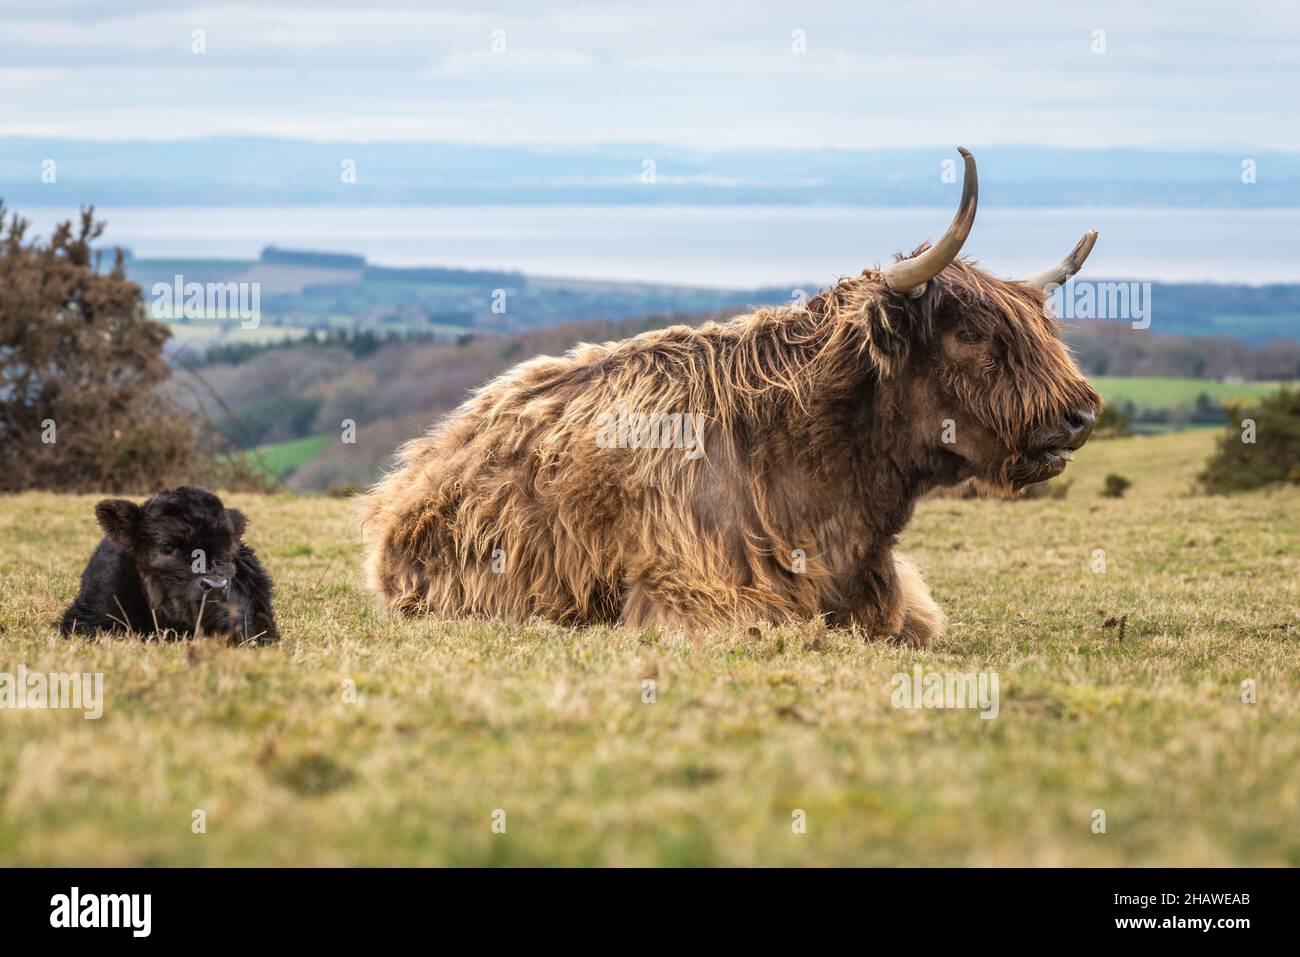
126 249 792 352
261 247 367 270
121 248 1300 352
5 138 1300 207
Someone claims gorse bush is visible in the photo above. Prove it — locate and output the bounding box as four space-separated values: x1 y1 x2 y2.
0 201 266 493
1199 389 1300 493
1102 474 1132 498
1093 404 1131 438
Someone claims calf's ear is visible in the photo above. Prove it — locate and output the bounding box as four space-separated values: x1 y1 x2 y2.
225 509 248 540
95 499 142 548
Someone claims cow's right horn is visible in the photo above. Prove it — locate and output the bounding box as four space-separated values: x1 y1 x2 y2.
882 147 978 297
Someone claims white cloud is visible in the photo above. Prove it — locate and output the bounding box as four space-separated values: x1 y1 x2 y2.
0 0 1295 148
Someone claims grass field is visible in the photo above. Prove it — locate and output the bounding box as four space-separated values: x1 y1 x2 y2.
1091 375 1290 411
1 429 1297 865
237 433 334 483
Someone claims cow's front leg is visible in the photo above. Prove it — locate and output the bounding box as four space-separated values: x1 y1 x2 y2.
890 553 945 647
832 551 944 646
619 554 807 634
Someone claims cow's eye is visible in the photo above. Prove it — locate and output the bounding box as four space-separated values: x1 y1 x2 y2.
158 544 179 556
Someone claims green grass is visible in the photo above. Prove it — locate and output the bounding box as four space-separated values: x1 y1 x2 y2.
236 433 333 482
1092 375 1290 411
1205 313 1300 339
1 429 1298 865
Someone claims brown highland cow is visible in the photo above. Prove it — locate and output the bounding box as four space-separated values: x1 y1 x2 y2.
360 149 1101 645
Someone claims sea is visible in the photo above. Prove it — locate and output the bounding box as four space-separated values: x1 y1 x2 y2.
16 204 1300 289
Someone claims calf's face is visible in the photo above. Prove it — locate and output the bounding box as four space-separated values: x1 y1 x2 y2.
96 487 246 629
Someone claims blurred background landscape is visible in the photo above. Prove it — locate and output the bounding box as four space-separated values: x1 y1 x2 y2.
4 144 1296 492
2 1 1297 494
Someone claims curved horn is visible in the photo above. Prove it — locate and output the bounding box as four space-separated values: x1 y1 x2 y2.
882 147 978 296
1024 230 1098 290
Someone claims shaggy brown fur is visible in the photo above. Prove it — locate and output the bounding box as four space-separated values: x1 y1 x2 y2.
360 253 1101 644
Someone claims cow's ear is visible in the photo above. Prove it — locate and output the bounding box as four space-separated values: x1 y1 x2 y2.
95 499 142 549
860 299 910 378
225 509 247 540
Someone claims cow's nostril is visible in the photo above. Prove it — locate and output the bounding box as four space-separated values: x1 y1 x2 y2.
1062 409 1096 448
1066 409 1096 430
200 577 228 593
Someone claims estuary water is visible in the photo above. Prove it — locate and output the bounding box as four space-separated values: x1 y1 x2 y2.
18 204 1300 288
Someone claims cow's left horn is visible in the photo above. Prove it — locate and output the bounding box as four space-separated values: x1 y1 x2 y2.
1023 230 1099 290
882 147 978 297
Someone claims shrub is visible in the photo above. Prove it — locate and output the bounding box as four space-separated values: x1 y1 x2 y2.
1102 474 1132 498
1199 389 1300 493
1093 405 1131 438
0 202 264 493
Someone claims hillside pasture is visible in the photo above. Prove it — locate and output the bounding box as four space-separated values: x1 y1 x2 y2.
0 429 1296 865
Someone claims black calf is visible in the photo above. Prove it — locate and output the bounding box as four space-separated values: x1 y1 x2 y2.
60 486 278 644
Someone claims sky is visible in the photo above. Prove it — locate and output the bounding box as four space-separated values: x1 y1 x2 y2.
1 0 1298 150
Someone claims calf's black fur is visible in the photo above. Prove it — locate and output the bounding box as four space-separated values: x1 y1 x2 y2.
60 487 278 644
